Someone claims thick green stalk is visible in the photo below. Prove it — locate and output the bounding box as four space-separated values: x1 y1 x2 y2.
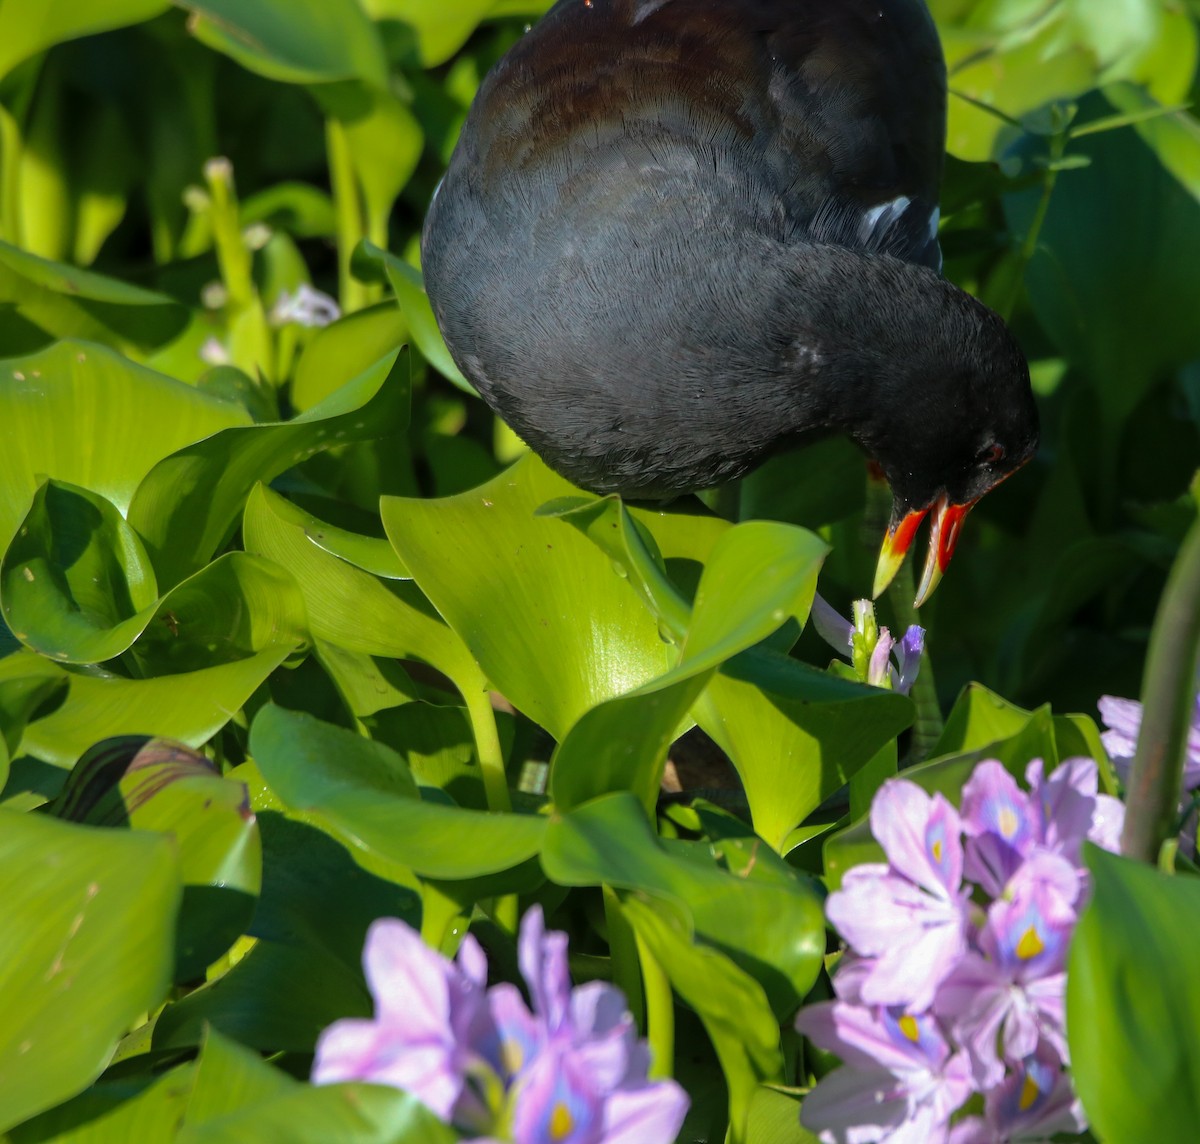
463 683 512 813
1121 513 1200 863
326 118 369 314
635 928 675 1079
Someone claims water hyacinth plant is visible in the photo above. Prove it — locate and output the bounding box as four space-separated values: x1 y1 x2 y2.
799 758 1123 1142
0 3 1198 1144
313 907 688 1143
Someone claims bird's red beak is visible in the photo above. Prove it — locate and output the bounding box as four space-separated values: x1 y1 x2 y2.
872 494 977 607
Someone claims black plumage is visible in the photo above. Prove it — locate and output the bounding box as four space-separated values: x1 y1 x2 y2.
421 0 1038 602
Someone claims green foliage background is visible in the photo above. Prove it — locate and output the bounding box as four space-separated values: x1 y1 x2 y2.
0 1 1198 1141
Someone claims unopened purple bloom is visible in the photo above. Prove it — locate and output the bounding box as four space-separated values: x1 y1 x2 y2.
810 595 925 695
892 626 925 696
797 1003 973 1143
948 1042 1085 1143
312 918 497 1125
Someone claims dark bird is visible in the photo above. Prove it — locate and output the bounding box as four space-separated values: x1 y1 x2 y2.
421 0 1038 605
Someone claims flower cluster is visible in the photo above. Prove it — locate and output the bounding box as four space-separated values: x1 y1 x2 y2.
810 595 925 696
796 757 1124 1143
312 906 688 1144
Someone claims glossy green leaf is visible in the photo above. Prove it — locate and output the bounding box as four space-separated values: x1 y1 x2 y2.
0 340 249 553
746 1086 815 1144
0 0 169 81
177 1082 456 1144
382 454 673 739
243 485 480 695
291 302 406 412
154 938 369 1054
549 520 828 810
0 811 180 1132
361 0 494 67
50 736 260 982
622 896 784 1144
128 349 408 588
250 705 545 878
2 481 158 664
186 1028 292 1124
179 0 388 87
1068 846 1200 1142
543 792 825 1018
7 1063 197 1144
354 240 472 391
2 552 306 763
0 242 188 352
694 651 913 853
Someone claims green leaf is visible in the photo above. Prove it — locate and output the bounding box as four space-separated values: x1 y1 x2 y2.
2 552 306 763
0 0 169 81
745 1086 816 1144
177 1083 456 1144
0 340 249 554
542 792 825 1018
250 705 545 879
178 0 388 88
1068 846 1200 1142
243 485 481 695
186 1028 293 1123
128 348 408 588
354 240 472 391
0 242 188 353
382 454 674 739
549 520 828 810
694 652 913 853
7 1063 197 1144
291 302 406 412
621 897 784 1144
2 480 159 664
0 810 180 1132
361 0 494 67
50 736 260 982
1004 95 1200 432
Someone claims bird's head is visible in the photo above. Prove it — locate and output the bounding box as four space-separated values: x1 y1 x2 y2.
864 282 1038 606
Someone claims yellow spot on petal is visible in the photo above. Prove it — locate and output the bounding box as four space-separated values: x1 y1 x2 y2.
1016 925 1045 960
898 1015 920 1042
501 1038 524 1075
550 1102 574 1141
931 839 943 863
1019 1071 1042 1111
998 807 1019 838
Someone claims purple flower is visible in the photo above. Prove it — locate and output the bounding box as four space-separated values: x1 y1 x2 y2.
797 1003 973 1143
312 909 687 1144
948 1042 1085 1143
493 907 689 1144
1099 692 1200 792
934 855 1077 1087
810 594 925 696
801 754 1123 1144
311 918 497 1126
826 782 971 1011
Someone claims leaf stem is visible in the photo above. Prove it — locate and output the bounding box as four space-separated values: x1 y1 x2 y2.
326 117 369 314
1120 513 1200 863
463 682 511 813
635 926 675 1079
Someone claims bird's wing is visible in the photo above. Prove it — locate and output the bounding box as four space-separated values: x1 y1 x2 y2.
466 0 947 271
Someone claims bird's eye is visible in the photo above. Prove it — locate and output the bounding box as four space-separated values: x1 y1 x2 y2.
977 442 1005 466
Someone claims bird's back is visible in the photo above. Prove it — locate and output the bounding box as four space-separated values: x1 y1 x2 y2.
423 0 949 496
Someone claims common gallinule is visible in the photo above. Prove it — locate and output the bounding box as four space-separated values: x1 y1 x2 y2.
421 0 1038 605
